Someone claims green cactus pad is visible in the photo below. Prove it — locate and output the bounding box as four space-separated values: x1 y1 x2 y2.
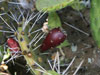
90 0 100 48
57 40 70 49
36 0 75 12
48 11 61 29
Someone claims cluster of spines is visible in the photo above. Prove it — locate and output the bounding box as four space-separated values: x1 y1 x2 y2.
0 1 51 75
0 0 88 75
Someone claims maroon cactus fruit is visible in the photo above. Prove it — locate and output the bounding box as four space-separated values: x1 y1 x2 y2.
41 28 66 52
7 38 20 55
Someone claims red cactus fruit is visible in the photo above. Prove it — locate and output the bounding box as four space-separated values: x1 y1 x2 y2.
41 28 66 52
7 38 20 55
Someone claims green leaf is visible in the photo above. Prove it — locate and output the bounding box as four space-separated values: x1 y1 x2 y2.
90 0 100 48
71 0 85 10
57 40 70 48
36 0 75 12
48 11 61 29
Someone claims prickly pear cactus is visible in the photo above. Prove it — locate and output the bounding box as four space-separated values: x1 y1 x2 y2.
0 0 85 75
36 0 75 29
90 0 100 48
36 0 75 12
0 1 51 75
17 23 52 74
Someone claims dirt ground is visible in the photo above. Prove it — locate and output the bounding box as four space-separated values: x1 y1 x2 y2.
58 6 100 75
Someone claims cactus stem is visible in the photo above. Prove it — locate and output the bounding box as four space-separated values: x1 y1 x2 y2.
0 4 51 74
17 27 44 74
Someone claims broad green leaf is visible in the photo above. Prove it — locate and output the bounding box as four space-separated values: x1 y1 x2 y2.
48 11 61 29
36 0 75 12
71 0 85 10
57 40 70 48
90 0 100 48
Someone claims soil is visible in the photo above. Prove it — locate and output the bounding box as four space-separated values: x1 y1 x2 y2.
58 7 100 75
